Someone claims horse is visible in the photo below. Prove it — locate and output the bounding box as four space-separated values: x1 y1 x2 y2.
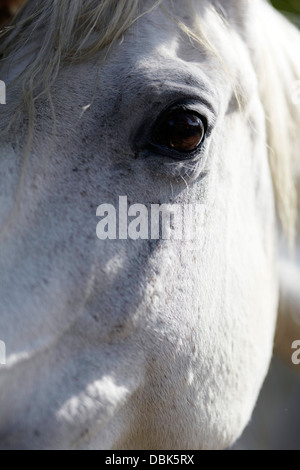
0 0 299 450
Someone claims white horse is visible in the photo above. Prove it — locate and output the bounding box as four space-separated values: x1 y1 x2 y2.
0 0 299 450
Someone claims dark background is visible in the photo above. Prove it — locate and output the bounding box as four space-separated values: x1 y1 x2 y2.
271 0 300 15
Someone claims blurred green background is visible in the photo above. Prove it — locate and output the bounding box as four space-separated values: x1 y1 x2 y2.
271 0 300 15
271 0 300 26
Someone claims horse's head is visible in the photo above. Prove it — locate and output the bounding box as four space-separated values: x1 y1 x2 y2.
0 0 299 449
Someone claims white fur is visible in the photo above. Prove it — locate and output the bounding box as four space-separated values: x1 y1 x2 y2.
0 0 298 450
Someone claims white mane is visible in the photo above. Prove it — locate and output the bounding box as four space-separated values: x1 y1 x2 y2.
255 2 300 240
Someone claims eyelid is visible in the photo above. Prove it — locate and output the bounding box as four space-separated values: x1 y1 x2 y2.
165 100 216 135
146 97 216 140
159 106 208 134
144 138 208 161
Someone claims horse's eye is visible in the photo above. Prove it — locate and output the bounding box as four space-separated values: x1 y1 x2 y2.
152 109 206 153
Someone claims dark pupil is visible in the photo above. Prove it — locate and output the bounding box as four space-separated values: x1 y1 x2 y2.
154 110 205 152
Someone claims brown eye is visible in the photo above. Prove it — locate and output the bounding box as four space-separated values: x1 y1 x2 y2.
153 109 206 153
